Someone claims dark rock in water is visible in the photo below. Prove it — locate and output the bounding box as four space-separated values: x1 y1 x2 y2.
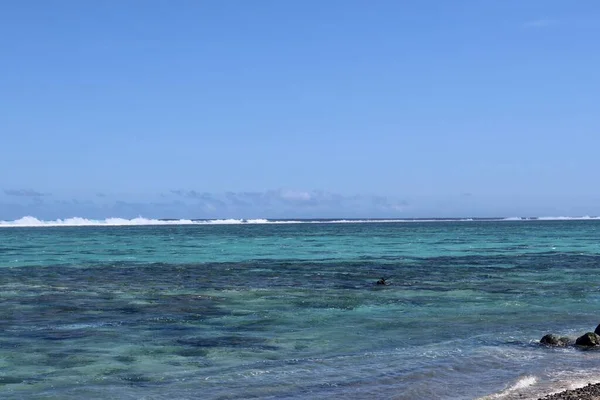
595 323 600 335
575 332 600 346
540 334 571 347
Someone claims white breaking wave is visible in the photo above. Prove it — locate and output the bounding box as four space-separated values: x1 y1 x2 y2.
0 216 476 227
503 216 600 221
537 215 600 220
0 216 276 227
0 216 599 227
481 375 538 399
0 216 193 227
0 217 411 227
480 370 600 400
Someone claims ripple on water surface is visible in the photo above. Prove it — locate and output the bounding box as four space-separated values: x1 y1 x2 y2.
2 221 600 399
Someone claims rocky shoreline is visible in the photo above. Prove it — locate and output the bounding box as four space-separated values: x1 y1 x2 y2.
537 383 600 400
530 324 600 400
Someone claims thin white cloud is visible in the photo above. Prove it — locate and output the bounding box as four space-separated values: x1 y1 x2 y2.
0 189 412 220
4 189 48 197
161 189 412 217
523 19 559 28
279 190 312 202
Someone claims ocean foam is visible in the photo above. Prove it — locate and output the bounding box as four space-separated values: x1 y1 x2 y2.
0 216 467 227
506 376 538 392
0 216 598 228
0 216 193 227
479 369 600 400
503 216 600 221
537 215 600 220
0 216 275 227
482 376 538 399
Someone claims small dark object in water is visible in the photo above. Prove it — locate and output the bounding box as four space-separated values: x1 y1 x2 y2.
376 278 387 285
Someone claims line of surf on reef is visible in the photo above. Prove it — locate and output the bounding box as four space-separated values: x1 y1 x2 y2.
1 215 599 227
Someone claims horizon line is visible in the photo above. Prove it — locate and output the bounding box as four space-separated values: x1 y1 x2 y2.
1 215 600 228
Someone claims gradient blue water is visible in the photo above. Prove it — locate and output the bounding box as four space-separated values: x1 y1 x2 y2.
1 221 600 399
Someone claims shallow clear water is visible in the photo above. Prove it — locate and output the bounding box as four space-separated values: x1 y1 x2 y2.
1 221 600 399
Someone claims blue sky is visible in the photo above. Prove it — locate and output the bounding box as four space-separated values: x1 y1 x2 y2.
1 1 599 219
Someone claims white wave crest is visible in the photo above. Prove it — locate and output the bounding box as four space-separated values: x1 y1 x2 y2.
537 215 600 220
503 216 600 221
0 216 196 227
507 376 538 392
0 217 481 227
480 370 600 400
481 376 538 399
1 216 599 228
0 216 294 227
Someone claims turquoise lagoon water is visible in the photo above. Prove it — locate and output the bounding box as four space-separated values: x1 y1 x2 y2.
1 220 600 399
